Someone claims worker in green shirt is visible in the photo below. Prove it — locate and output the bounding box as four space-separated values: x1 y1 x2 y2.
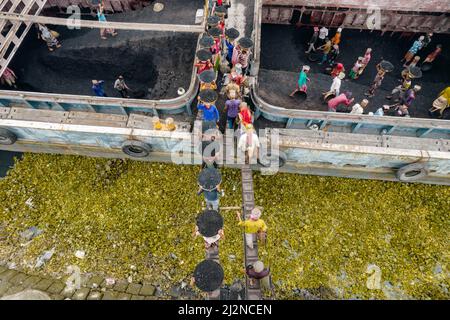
289 65 311 97
237 208 268 249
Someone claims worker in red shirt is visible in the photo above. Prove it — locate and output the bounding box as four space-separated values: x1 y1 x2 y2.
195 49 213 74
423 44 442 64
238 102 253 133
330 62 344 78
331 28 342 45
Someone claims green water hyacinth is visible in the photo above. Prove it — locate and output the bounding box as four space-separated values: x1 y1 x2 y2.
0 154 448 299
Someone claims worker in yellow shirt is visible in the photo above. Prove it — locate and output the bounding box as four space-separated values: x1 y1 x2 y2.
236 208 268 249
331 27 342 45
430 86 450 117
439 87 450 103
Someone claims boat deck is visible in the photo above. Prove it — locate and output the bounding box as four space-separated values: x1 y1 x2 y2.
259 24 450 119
1 0 204 100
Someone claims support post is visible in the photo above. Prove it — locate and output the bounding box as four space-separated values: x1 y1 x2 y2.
21 98 35 109
117 106 128 116
254 107 261 120
84 104 96 112
416 128 433 138
351 122 363 133
48 102 65 111
385 125 397 135
286 118 294 128
185 104 192 116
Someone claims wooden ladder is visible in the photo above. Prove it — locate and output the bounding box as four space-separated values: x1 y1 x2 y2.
0 0 47 77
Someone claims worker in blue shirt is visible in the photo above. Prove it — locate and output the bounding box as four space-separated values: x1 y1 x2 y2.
225 39 234 65
92 80 106 97
225 28 239 67
198 103 220 123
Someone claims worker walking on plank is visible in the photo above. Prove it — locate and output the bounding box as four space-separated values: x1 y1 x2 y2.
194 209 224 249
237 207 268 249
197 168 222 211
245 260 271 289
224 90 241 129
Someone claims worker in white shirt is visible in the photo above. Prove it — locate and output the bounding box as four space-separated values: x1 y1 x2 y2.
350 99 369 115
323 72 345 100
318 26 329 46
324 72 345 97
238 124 260 164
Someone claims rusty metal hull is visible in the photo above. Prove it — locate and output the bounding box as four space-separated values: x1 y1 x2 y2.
43 0 149 13
262 0 450 33
1 112 449 185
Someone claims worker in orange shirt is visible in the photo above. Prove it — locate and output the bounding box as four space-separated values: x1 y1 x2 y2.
331 27 342 45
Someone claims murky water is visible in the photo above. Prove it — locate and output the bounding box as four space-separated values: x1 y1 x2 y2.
0 151 22 177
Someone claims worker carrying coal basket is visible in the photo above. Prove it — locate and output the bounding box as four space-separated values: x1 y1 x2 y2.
37 24 61 52
245 260 272 291
197 167 223 211
194 209 224 249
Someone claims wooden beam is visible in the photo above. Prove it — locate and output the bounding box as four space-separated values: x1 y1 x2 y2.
202 206 241 210
0 0 46 77
0 0 27 32
0 12 205 33
286 117 294 128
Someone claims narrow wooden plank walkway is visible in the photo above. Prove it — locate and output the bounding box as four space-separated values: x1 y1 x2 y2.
241 164 262 300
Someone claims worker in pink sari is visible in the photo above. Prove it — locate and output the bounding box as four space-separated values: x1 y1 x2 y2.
327 91 354 112
0 67 17 88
